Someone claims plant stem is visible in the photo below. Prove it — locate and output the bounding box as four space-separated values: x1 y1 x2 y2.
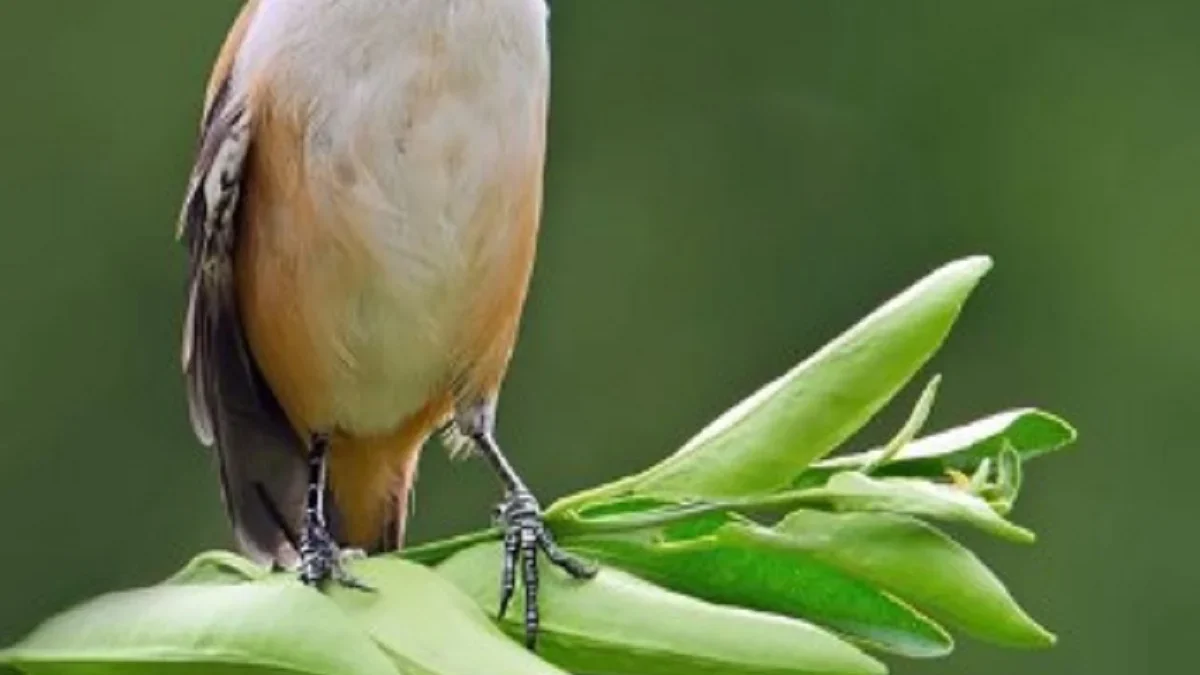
399 527 501 566
553 488 840 537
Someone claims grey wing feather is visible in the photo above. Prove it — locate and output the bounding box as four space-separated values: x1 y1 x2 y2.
179 77 310 565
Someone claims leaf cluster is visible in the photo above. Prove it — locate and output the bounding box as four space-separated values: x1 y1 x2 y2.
2 257 1077 675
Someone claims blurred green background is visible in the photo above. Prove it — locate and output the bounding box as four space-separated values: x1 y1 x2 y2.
2 1 1196 673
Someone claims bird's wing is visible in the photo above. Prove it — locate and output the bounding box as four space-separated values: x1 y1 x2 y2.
179 73 253 447
177 1 309 565
179 0 260 445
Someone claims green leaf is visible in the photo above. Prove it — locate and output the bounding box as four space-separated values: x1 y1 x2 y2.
1 580 397 675
436 543 886 675
775 510 1055 648
815 472 1035 544
329 557 566 675
165 550 270 586
3 553 570 675
566 517 953 659
863 375 941 473
3 251 1077 675
986 445 1024 514
800 409 1076 487
553 256 993 511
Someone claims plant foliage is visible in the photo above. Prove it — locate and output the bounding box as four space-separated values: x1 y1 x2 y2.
2 257 1077 675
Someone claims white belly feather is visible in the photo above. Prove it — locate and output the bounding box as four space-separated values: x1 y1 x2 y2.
238 0 549 433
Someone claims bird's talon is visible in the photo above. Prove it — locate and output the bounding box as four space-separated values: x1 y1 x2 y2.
495 489 594 650
298 524 373 591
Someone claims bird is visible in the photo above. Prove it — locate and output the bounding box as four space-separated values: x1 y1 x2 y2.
177 0 593 648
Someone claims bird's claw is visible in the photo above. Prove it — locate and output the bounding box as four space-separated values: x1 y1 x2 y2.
298 523 373 591
496 489 596 650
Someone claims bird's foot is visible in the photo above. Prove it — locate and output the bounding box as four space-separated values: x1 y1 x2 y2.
298 521 372 591
496 489 597 650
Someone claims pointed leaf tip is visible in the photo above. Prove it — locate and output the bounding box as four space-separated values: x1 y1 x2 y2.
776 510 1056 649
802 408 1077 487
568 519 953 660
620 256 996 502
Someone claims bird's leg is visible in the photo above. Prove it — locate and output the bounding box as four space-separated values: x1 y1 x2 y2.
298 433 371 591
459 404 597 650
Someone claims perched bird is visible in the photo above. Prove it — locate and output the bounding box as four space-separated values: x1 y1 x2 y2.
178 0 593 647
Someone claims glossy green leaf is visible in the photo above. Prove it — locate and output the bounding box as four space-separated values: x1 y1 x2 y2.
436 543 886 675
799 409 1076 487
1 579 397 675
775 510 1055 648
815 472 1035 543
554 257 993 511
565 517 953 659
330 557 566 675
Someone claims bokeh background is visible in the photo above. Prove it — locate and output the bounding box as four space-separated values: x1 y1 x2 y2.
2 1 1197 673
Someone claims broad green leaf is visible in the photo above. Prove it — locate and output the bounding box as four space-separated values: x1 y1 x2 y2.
567 517 952 659
436 543 885 675
554 256 993 511
816 473 1035 543
4 553 570 675
332 557 566 675
165 550 270 586
1 579 397 675
799 409 1075 487
3 664 292 675
776 511 1055 648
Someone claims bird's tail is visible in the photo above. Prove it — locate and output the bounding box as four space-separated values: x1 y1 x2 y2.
186 276 310 567
213 410 309 566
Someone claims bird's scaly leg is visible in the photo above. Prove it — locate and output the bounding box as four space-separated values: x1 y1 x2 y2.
298 433 371 591
460 407 596 650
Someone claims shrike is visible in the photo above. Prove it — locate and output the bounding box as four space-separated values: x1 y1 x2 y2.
179 0 592 648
